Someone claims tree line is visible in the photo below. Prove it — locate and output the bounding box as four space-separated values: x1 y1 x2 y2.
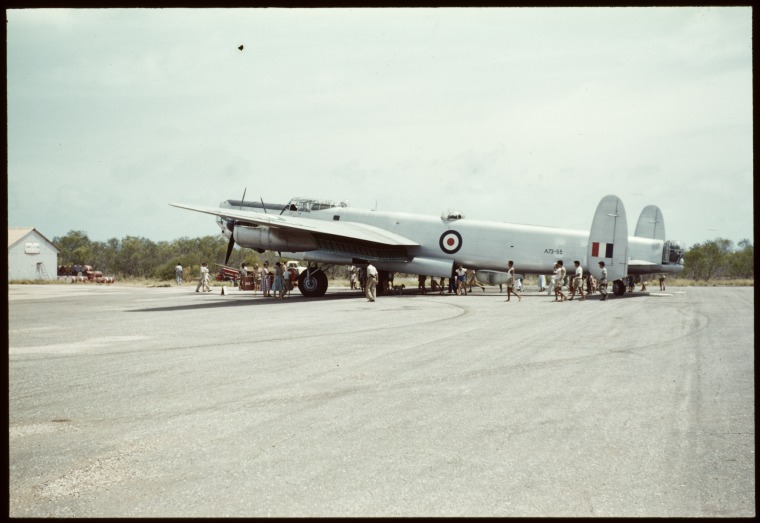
53 230 753 282
682 238 753 281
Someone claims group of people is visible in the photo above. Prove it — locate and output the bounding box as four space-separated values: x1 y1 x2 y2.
186 260 298 298
239 261 297 298
548 259 609 301
355 259 614 303
186 257 660 302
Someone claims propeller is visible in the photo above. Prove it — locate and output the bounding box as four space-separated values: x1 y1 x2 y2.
224 188 246 265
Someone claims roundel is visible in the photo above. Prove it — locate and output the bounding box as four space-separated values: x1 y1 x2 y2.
439 230 463 254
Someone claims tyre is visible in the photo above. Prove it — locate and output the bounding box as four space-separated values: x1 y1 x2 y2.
612 279 626 296
298 269 328 297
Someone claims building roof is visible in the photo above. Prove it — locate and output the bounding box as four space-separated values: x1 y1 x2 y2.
8 228 60 252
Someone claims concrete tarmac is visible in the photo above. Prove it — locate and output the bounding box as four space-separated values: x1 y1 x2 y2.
8 283 755 517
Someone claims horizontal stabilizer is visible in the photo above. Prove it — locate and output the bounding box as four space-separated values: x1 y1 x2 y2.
628 259 657 266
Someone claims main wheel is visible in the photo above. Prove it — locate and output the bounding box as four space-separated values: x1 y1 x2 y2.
612 279 626 296
298 269 328 297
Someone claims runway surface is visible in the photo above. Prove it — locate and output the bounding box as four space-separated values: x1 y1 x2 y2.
8 284 755 517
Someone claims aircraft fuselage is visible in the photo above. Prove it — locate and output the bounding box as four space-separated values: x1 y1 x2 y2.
225 203 682 279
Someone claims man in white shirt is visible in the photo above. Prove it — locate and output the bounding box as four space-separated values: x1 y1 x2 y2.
366 263 378 302
598 261 608 301
569 260 585 301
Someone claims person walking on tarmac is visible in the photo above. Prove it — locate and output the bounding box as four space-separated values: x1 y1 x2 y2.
598 261 608 301
553 260 567 302
366 263 378 302
568 260 586 301
175 263 183 286
505 260 522 302
196 262 211 293
455 264 467 295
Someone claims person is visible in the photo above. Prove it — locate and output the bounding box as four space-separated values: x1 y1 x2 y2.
260 261 270 297
659 274 666 291
538 274 545 292
448 266 457 294
349 265 357 290
505 260 521 302
386 272 395 293
553 260 567 302
516 274 524 292
252 263 260 294
175 263 183 286
467 268 486 292
359 266 367 294
586 273 595 295
238 262 248 288
366 263 378 302
455 264 467 295
640 277 647 292
418 274 427 294
430 276 439 293
196 262 211 292
439 277 446 295
598 261 608 301
569 260 585 301
272 261 285 298
627 275 635 293
283 265 292 296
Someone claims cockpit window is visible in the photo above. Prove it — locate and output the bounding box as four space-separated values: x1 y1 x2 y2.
287 197 342 213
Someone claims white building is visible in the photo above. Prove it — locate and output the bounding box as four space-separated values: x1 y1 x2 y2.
8 228 60 281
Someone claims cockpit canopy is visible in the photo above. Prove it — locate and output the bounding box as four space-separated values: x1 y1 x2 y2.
286 197 347 212
441 209 465 221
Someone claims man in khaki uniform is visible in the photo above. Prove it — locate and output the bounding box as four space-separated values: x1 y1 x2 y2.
366 263 378 302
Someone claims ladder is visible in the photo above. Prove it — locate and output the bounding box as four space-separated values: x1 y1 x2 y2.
36 262 50 280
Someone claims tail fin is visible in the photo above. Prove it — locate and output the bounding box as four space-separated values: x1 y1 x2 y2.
588 195 628 282
634 205 666 240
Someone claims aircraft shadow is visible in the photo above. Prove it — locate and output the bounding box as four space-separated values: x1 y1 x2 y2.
129 288 655 313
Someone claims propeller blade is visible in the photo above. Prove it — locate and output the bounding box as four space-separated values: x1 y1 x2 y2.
241 187 247 203
224 224 235 265
260 196 268 214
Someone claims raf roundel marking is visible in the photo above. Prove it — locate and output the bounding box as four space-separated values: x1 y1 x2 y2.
439 230 463 255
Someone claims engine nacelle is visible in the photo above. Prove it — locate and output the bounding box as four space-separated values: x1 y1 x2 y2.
234 226 317 253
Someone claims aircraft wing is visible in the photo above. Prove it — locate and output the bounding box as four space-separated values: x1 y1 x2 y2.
170 203 420 247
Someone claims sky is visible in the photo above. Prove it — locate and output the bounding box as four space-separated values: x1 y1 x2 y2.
7 7 753 250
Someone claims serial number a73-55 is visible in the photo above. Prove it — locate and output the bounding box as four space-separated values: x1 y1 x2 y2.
544 248 563 255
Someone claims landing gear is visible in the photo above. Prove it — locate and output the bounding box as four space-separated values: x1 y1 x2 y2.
612 279 626 296
298 268 328 297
